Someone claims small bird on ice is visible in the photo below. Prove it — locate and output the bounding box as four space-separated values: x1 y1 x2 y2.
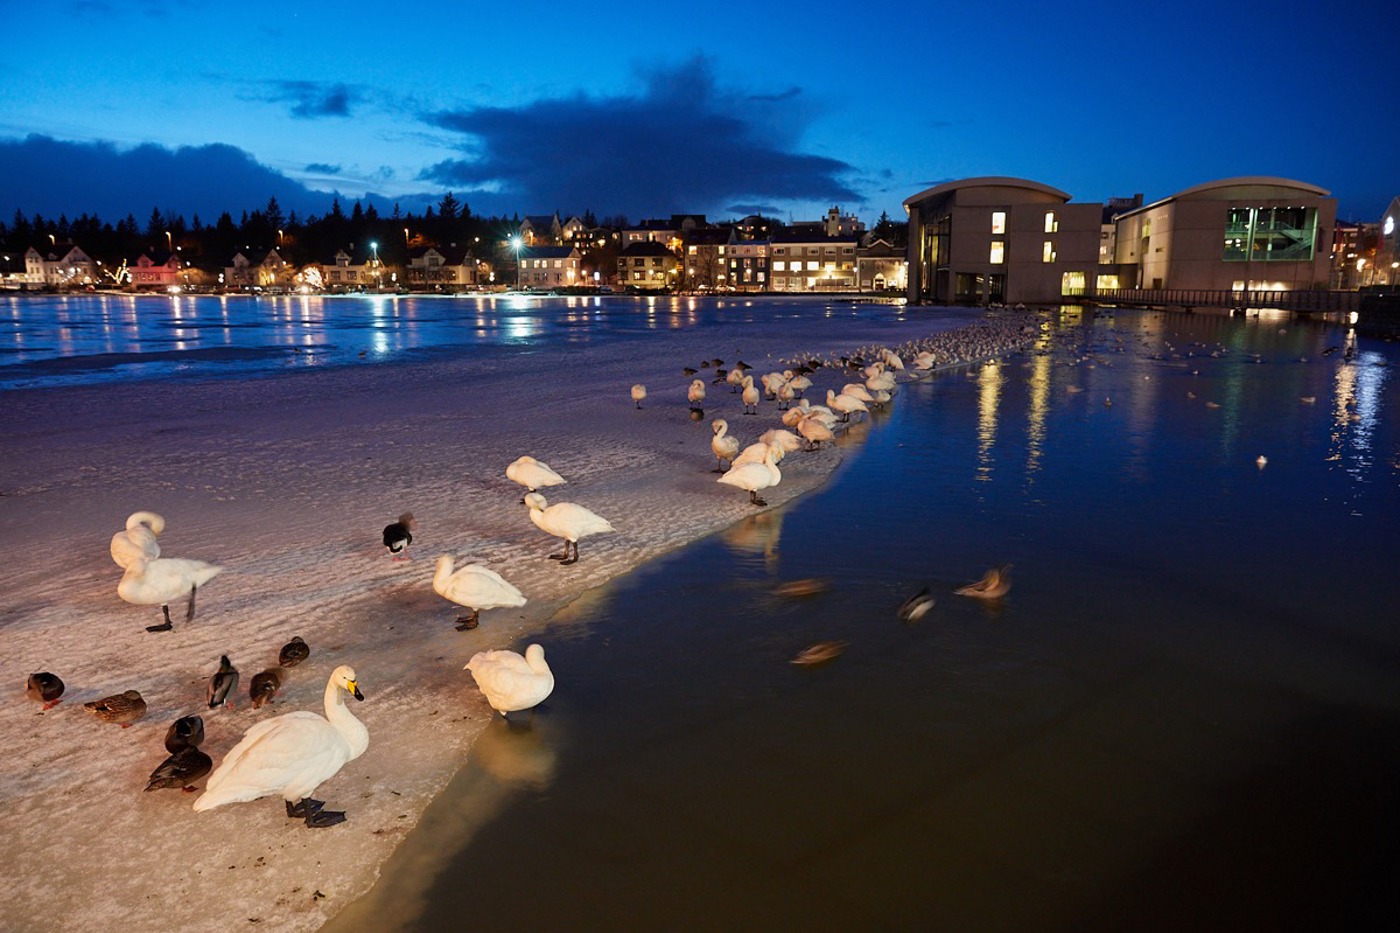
382 512 416 560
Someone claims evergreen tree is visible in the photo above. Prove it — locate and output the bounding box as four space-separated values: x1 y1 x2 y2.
146 208 165 239
265 197 284 231
438 192 460 221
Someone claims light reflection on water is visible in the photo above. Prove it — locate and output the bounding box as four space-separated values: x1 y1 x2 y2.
325 308 1400 932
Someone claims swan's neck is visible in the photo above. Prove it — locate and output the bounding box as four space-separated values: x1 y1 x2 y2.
528 509 547 532
324 682 369 760
434 558 454 591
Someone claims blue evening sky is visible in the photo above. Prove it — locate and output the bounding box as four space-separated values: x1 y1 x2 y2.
1 0 1394 225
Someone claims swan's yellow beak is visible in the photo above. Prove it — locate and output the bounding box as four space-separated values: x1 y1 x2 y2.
348 680 364 701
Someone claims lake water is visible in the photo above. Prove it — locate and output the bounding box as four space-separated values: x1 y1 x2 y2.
318 306 1400 932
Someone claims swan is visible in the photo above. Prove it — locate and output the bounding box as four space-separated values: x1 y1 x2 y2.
726 367 746 392
688 378 706 409
741 375 760 415
758 428 804 454
710 418 740 472
110 511 164 570
506 456 567 499
207 655 239 709
826 389 867 423
382 512 415 560
718 444 781 507
785 374 812 397
524 493 615 565
954 565 1012 599
118 555 223 633
465 643 555 718
630 383 647 409
796 413 835 450
732 441 785 469
776 381 795 410
193 665 368 828
840 383 876 403
761 372 786 399
433 555 527 630
791 640 847 666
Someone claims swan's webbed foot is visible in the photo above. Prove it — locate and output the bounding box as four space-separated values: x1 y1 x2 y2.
548 552 568 561
146 622 174 633
558 542 579 565
286 798 326 818
750 493 768 507
305 808 346 828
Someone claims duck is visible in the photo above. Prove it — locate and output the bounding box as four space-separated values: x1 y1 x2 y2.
897 586 936 622
687 378 706 410
465 644 555 718
433 555 527 630
382 512 416 560
954 564 1012 599
630 383 647 409
278 636 310 668
710 418 740 473
118 555 223 633
193 665 368 828
84 690 147 728
250 669 282 709
718 443 781 507
207 655 239 709
791 641 848 666
506 456 568 501
165 714 206 754
524 493 615 565
110 511 164 570
145 745 213 793
27 672 65 710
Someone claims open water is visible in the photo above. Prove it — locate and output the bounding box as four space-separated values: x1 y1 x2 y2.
318 305 1400 932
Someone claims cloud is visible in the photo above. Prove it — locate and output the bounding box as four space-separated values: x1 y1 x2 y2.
305 162 342 174
420 56 859 219
0 135 334 221
725 203 784 217
259 80 360 119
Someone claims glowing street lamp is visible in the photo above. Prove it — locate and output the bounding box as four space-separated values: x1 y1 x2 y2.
371 241 381 289
510 236 523 290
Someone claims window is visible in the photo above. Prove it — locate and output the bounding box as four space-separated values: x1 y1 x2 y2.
989 241 1005 264
806 261 819 271
991 211 1006 234
773 260 786 271
1096 274 1120 290
1044 211 1058 233
1042 241 1056 263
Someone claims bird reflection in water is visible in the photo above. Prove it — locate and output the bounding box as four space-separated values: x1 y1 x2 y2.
721 510 784 570
472 715 558 791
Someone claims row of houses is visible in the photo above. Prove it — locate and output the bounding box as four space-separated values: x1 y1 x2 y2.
902 175 1400 305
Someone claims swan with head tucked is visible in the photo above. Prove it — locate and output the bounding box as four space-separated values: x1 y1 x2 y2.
465 643 555 717
119 555 223 633
796 412 835 450
718 444 781 507
630 384 647 409
710 418 740 472
111 511 164 570
193 665 367 828
524 493 615 565
731 440 785 470
506 456 568 500
688 378 706 410
827 389 868 423
433 555 527 630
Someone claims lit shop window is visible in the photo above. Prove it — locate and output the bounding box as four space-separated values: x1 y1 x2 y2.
991 212 1006 234
989 241 1005 264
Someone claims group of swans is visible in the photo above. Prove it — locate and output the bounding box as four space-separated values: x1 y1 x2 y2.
111 511 223 633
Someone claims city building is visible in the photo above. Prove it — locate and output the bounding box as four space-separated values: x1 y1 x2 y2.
519 214 562 245
129 249 183 290
727 241 770 292
519 245 581 289
25 242 98 287
682 228 735 291
768 232 859 292
617 241 679 289
1377 196 1400 287
855 238 906 292
405 245 485 290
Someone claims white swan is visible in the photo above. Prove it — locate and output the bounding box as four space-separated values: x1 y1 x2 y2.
524 493 615 565
711 418 740 472
741 375 760 414
465 644 555 717
506 456 567 499
630 383 647 409
193 665 367 828
826 388 868 423
433 555 527 630
110 511 164 570
732 440 785 469
840 383 876 403
758 428 804 454
785 374 813 397
718 444 781 507
119 556 222 633
688 378 706 409
796 412 835 449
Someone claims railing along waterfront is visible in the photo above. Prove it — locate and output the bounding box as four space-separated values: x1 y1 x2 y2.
1092 288 1360 313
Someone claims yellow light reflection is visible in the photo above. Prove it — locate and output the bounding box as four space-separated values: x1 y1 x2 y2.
975 360 1002 482
1024 352 1051 478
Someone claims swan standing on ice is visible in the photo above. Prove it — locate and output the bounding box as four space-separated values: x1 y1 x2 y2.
119 555 223 633
710 418 740 473
718 444 781 507
110 511 164 569
506 456 568 501
688 378 706 411
382 512 416 560
465 643 555 717
524 493 615 565
741 375 760 415
827 388 868 423
631 384 647 409
194 665 368 828
433 555 527 630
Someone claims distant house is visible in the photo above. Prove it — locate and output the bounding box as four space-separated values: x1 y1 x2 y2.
406 245 484 289
225 248 293 290
518 245 581 288
561 216 589 243
520 214 562 246
768 232 858 292
129 249 183 290
727 241 770 292
621 220 681 249
317 247 390 291
617 241 679 290
682 228 735 290
855 239 907 292
25 243 98 287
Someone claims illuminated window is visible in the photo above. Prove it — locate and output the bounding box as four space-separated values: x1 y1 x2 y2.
989 241 1005 264
806 261 819 271
1061 271 1085 294
773 261 786 271
1096 274 1120 290
1042 241 1056 263
1044 211 1058 233
991 212 1006 234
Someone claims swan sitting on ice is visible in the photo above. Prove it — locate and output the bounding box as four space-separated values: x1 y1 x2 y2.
506 456 568 499
630 384 647 409
711 418 740 472
718 444 781 507
524 493 615 565
194 665 368 828
111 511 164 570
465 644 555 717
433 555 527 630
118 555 223 633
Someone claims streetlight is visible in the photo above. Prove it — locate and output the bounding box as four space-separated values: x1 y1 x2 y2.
371 241 381 290
165 230 172 252
510 236 523 290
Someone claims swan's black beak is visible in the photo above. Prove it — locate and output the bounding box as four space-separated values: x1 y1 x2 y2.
349 682 365 701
